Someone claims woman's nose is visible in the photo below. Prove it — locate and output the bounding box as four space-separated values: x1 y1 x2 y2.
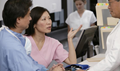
47 19 52 25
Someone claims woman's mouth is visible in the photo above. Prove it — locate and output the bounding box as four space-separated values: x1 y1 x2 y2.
47 26 51 30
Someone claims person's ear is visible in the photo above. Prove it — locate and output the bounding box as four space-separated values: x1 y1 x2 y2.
16 17 21 25
16 17 21 26
34 24 36 28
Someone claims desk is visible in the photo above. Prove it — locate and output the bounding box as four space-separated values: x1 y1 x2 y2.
79 54 105 67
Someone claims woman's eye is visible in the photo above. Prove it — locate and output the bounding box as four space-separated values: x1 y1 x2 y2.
42 18 46 21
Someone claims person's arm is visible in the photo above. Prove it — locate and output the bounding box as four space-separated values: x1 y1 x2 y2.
64 25 82 64
90 21 97 26
7 45 47 71
67 25 70 33
49 64 65 71
90 12 97 26
90 23 95 26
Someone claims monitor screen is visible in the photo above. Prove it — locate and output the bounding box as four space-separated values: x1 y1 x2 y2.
75 26 97 58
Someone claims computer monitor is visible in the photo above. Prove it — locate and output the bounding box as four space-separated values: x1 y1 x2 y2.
75 26 97 58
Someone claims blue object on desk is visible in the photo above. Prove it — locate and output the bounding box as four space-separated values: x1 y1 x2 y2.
65 64 90 71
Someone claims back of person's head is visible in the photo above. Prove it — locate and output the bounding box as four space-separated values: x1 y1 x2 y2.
25 6 49 36
74 0 86 2
2 0 32 28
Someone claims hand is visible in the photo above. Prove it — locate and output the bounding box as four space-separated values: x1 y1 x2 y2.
52 66 64 71
53 63 65 71
68 25 82 39
49 63 65 71
56 63 65 70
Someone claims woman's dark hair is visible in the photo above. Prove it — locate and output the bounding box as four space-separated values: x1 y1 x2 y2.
2 0 32 28
116 0 120 1
74 0 86 2
25 6 50 36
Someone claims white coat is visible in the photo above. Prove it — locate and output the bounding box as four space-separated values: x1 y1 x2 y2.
88 21 120 71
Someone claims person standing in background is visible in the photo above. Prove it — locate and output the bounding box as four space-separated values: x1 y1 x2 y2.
66 0 97 32
65 0 97 56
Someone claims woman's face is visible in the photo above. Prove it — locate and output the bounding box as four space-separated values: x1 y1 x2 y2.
75 0 85 11
34 11 52 34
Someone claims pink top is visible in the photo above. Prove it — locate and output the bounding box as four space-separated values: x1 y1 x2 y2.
26 36 68 67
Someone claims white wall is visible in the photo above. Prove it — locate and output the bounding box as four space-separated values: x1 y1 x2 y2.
0 0 61 20
0 0 7 20
32 0 61 13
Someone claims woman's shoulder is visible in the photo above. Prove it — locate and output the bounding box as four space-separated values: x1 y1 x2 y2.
85 10 94 14
68 11 78 16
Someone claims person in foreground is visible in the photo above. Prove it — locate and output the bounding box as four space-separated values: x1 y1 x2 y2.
25 6 82 68
0 0 64 71
78 0 120 71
